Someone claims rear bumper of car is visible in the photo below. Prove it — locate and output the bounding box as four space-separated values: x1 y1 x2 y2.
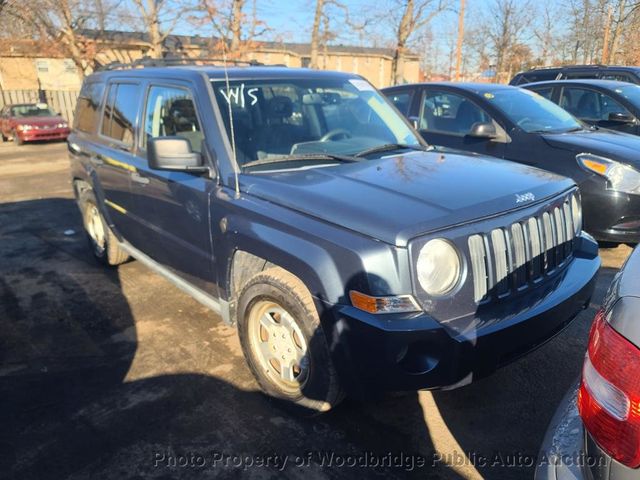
320 237 600 396
17 127 70 142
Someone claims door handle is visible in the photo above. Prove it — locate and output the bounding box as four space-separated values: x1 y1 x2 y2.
90 154 104 165
131 171 150 185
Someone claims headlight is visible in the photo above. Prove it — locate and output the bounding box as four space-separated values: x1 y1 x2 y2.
16 124 32 131
577 153 640 195
416 238 461 296
571 192 582 235
57 122 68 128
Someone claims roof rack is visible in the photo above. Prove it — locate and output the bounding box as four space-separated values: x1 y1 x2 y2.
97 56 268 71
527 64 604 71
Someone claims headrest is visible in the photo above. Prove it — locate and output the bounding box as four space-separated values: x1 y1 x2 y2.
266 96 293 118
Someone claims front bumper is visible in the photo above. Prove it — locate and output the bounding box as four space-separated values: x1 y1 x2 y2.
320 237 600 396
17 128 70 142
582 184 640 244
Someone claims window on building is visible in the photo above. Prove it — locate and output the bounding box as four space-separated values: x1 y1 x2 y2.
75 82 106 133
35 60 49 73
63 59 77 74
100 83 141 146
142 86 203 153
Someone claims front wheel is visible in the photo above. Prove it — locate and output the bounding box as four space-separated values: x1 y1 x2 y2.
237 268 344 413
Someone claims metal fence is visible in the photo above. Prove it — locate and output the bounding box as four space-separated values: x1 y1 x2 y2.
0 89 79 125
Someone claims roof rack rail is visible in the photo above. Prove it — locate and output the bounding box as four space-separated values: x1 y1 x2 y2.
527 64 604 71
97 56 268 71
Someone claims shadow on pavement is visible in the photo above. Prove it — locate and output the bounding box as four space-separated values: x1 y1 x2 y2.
0 198 463 480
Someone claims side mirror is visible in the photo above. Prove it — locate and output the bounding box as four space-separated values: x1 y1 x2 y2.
467 122 498 139
147 137 207 172
608 112 635 124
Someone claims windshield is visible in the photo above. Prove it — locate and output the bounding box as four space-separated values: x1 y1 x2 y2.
487 89 582 133
211 77 422 168
10 104 56 117
613 84 640 106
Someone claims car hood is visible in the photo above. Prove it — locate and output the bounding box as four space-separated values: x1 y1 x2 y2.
239 151 574 246
541 129 640 167
11 116 65 126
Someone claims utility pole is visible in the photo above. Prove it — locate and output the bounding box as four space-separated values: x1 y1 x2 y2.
602 5 613 64
454 0 465 81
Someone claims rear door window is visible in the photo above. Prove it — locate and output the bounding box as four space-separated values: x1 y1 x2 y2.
75 82 105 133
100 82 141 147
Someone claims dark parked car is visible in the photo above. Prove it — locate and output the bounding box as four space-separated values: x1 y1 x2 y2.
0 103 70 145
535 245 640 480
523 79 640 136
510 65 640 86
69 61 599 411
382 82 640 245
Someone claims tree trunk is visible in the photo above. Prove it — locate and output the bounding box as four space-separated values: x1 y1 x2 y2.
145 0 163 58
310 0 324 68
230 0 244 53
392 0 414 85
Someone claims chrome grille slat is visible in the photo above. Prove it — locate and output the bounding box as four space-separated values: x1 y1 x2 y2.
491 229 509 295
468 193 579 303
468 235 488 303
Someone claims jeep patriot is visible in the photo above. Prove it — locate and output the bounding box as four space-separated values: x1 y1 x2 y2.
68 61 600 411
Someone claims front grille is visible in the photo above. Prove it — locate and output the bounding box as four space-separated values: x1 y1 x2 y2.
468 193 580 303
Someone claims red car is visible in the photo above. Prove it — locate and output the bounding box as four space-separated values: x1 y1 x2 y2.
0 103 70 145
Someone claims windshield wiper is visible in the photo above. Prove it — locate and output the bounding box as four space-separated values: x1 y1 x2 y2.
354 143 431 158
242 153 360 169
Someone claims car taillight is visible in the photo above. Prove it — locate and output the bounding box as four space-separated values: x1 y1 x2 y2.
578 309 640 468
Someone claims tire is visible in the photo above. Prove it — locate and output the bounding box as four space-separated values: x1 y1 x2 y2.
78 188 129 266
0 132 6 142
237 267 344 413
13 131 23 146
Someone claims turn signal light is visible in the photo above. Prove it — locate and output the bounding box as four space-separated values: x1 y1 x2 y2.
349 290 420 314
578 309 640 468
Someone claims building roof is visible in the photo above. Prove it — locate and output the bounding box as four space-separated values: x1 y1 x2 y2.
84 29 419 60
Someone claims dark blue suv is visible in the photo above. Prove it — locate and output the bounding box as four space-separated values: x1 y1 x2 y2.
68 60 599 411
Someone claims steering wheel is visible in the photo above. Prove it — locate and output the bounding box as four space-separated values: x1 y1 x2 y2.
320 129 352 142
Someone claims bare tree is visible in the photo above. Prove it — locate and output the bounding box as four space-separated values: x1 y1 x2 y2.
309 0 363 69
192 0 268 58
483 0 532 82
389 0 448 85
131 0 189 58
1 0 118 75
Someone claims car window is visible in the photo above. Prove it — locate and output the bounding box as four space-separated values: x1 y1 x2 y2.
75 82 105 133
600 73 632 82
419 90 491 135
100 83 140 146
559 87 631 122
211 77 421 166
10 104 56 117
529 86 554 100
143 86 203 153
562 71 599 79
487 88 581 133
386 91 413 115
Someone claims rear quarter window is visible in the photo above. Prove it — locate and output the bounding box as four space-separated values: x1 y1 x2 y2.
74 82 105 133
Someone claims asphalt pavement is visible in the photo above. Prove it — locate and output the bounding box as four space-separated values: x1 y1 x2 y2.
0 141 632 479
